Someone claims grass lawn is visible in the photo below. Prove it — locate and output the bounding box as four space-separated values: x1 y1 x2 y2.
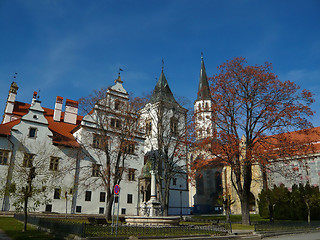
191 214 268 223
0 217 55 240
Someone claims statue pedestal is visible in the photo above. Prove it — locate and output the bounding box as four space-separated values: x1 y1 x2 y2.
146 197 162 217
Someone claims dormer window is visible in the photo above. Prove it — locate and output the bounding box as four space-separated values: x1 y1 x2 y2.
49 157 60 171
28 127 37 138
92 163 101 177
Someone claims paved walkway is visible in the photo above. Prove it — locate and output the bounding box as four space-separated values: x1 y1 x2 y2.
0 229 11 240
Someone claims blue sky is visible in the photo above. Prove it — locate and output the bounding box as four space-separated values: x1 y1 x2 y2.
1 0 320 126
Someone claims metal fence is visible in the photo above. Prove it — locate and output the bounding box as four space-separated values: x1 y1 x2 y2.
14 214 85 238
14 214 229 238
254 221 320 232
84 224 229 237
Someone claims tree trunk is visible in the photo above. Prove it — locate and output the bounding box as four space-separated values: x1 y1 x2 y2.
225 202 230 222
23 197 28 232
306 201 311 223
260 164 273 222
241 198 250 225
106 194 114 221
163 182 170 216
268 201 274 223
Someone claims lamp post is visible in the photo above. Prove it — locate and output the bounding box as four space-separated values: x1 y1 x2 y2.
65 191 68 219
180 184 182 218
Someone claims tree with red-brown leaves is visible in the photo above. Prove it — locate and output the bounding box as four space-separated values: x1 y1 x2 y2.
192 57 315 225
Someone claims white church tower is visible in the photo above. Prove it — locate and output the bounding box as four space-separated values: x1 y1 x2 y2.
190 55 223 214
194 55 215 139
139 66 189 216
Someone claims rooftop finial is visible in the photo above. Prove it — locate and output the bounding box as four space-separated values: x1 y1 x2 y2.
115 68 124 84
13 72 18 80
118 68 123 77
161 58 164 72
201 52 204 60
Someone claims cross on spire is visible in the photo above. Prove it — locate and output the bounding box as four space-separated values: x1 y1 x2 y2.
161 58 164 72
118 68 123 77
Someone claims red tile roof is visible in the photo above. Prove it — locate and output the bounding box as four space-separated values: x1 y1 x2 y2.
0 101 83 147
0 119 21 136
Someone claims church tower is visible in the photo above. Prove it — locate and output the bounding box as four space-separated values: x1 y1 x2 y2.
194 55 214 139
2 82 19 124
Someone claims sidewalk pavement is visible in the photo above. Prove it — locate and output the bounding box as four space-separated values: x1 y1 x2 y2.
0 229 11 240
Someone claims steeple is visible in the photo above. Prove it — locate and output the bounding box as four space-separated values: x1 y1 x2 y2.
149 69 177 104
197 54 211 101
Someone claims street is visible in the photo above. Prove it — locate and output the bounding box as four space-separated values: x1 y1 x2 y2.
265 231 320 240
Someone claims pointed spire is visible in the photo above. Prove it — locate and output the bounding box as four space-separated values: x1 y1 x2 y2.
149 66 177 104
197 53 211 101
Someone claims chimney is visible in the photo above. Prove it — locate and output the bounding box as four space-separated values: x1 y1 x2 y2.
64 99 78 124
2 82 19 124
53 96 63 122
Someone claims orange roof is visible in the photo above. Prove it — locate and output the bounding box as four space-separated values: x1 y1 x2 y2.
0 101 83 147
0 119 21 136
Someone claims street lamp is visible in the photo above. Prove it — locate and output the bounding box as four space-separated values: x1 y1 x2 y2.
180 184 182 218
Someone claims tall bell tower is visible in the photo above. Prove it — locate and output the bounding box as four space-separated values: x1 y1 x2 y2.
194 55 214 139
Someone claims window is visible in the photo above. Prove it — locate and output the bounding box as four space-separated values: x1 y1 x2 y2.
128 168 136 181
121 208 126 215
45 204 52 212
127 194 133 204
145 120 152 136
23 153 34 168
99 207 104 214
100 192 106 202
172 178 177 186
76 206 82 213
122 141 135 154
114 100 122 110
54 188 61 199
0 150 9 165
111 118 121 129
28 127 37 138
92 134 108 149
92 163 101 177
170 117 178 136
85 191 92 201
49 157 59 171
206 127 211 135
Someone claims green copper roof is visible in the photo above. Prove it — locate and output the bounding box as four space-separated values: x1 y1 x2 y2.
197 56 211 101
149 70 177 104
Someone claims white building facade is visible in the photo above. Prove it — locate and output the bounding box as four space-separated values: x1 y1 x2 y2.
0 69 190 216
